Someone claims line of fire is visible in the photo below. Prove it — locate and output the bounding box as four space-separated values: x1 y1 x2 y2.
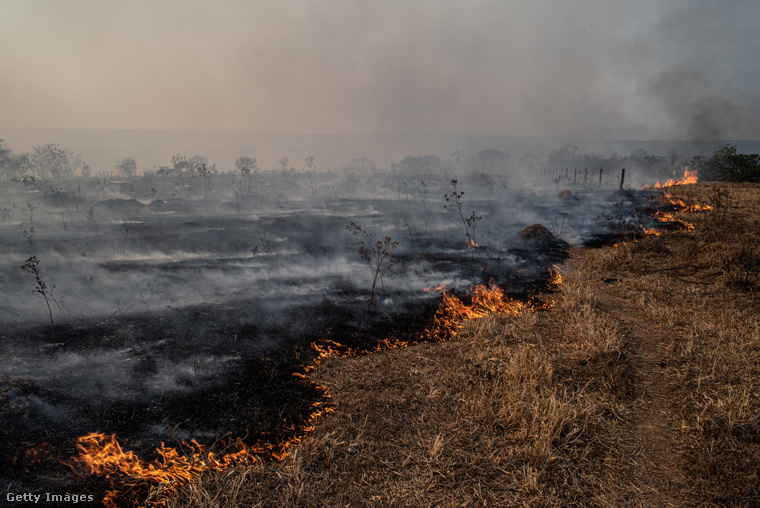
1 162 710 507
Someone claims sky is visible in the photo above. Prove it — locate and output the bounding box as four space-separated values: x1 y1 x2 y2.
1 0 759 141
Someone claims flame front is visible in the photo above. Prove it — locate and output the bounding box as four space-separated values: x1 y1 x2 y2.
73 433 269 506
71 281 531 506
645 167 698 189
422 281 530 342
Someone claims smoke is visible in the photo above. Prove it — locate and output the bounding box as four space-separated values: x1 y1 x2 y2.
648 68 739 142
637 0 760 142
1 1 759 141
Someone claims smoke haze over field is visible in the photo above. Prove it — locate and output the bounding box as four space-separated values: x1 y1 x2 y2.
1 0 759 141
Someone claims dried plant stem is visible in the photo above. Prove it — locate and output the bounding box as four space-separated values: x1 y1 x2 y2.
20 256 55 338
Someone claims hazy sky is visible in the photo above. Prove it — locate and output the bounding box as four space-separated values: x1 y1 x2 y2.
2 0 759 140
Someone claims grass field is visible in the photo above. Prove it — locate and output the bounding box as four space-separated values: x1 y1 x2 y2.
166 182 760 507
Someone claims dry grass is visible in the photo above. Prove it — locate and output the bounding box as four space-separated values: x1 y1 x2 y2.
580 182 760 504
168 266 631 507
167 182 760 507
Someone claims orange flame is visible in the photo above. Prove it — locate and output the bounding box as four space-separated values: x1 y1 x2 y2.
640 227 663 237
644 167 698 189
651 195 702 231
547 265 562 288
70 280 532 506
72 385 335 506
422 281 530 342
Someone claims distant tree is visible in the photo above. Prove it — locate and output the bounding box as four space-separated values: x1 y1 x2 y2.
688 155 706 178
705 144 760 182
450 149 465 165
171 153 189 174
0 138 11 171
547 143 583 168
30 143 83 179
278 156 290 172
198 163 213 198
188 155 210 175
0 138 29 180
627 149 665 172
235 156 258 196
235 156 258 175
304 155 316 172
116 157 137 178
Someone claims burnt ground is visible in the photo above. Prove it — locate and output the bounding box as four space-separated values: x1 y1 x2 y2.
0 187 674 506
0 249 564 504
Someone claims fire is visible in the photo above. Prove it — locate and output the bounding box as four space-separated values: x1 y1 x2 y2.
644 167 698 189
70 280 532 506
640 227 663 237
687 202 714 212
547 265 562 288
422 281 531 342
651 194 708 231
72 382 335 506
72 427 321 506
423 283 447 292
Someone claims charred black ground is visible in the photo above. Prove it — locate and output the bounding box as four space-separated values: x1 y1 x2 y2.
0 172 672 505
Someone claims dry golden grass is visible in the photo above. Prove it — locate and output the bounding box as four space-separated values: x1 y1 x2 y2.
580 182 760 505
167 182 760 507
168 266 631 506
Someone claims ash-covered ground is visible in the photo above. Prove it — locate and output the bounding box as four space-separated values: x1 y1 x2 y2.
0 167 660 499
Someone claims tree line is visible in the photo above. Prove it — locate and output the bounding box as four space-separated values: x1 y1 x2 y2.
2 135 759 184
0 139 90 181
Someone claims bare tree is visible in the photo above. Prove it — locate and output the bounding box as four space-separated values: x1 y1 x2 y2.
0 138 29 180
235 156 258 174
198 163 213 198
30 143 85 179
304 155 316 172
235 156 259 196
116 157 137 178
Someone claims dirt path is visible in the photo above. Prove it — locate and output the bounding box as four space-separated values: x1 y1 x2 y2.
587 278 689 507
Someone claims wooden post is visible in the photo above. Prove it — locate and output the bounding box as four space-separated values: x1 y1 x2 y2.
574 168 577 185
584 168 588 188
599 168 603 187
619 168 626 190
